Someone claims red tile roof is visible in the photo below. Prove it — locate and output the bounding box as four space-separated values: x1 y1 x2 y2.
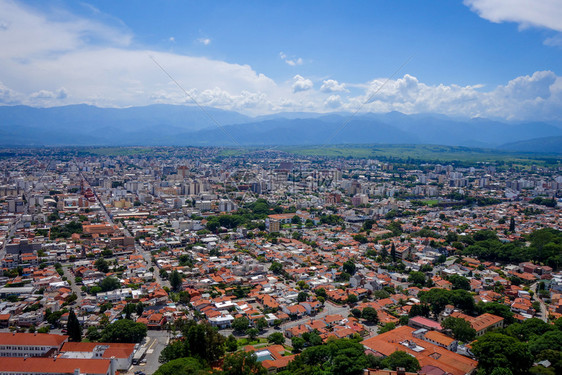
0 357 111 375
0 332 68 347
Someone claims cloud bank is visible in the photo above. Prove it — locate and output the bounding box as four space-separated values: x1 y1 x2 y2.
464 0 562 32
0 0 560 121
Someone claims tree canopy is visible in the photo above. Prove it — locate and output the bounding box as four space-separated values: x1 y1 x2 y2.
159 320 225 364
279 338 378 375
441 317 476 342
101 319 147 343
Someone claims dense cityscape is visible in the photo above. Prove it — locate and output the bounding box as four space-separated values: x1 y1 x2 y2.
0 147 560 375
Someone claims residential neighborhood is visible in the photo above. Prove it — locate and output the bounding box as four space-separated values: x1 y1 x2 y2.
0 147 561 375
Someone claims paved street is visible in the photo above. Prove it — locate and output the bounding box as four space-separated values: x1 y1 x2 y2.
531 282 548 322
62 265 84 305
126 331 170 375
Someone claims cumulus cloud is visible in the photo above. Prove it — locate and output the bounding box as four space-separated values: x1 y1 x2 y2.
292 75 313 93
279 52 303 66
198 37 211 45
0 0 131 60
325 95 342 108
355 71 562 121
0 81 20 104
464 0 562 32
320 79 348 93
1 0 561 121
29 88 68 100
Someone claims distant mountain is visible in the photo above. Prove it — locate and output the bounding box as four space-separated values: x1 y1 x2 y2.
1 104 561 148
0 104 251 145
498 136 562 154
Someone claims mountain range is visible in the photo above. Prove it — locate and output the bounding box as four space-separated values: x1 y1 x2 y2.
1 104 561 152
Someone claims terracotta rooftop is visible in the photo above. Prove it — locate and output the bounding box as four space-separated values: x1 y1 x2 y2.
0 332 68 347
0 357 111 375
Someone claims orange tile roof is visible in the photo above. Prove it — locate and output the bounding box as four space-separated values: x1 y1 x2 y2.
0 357 111 374
0 332 68 347
362 326 477 375
424 330 455 347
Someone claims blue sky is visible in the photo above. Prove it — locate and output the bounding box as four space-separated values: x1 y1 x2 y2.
1 0 561 120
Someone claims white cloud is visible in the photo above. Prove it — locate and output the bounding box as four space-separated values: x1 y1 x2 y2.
0 81 20 104
320 79 348 93
464 0 562 32
292 75 313 93
0 0 561 121
169 36 175 42
279 52 303 66
544 33 562 47
0 0 131 60
325 95 342 108
29 88 67 100
354 71 562 121
198 37 211 45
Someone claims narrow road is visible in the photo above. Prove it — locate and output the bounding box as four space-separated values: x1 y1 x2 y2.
530 282 548 322
62 265 84 305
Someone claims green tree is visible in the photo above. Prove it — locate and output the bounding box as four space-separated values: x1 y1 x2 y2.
315 288 327 298
222 351 267 375
391 242 397 261
472 332 533 375
291 336 306 352
441 317 476 342
268 332 285 345
408 271 427 287
86 326 101 341
159 320 226 364
379 322 396 334
269 262 284 275
282 338 372 375
170 270 183 292
67 309 82 342
448 274 471 290
99 276 120 292
154 357 212 375
380 246 389 260
506 318 553 342
419 288 451 316
95 258 110 273
346 294 358 305
246 328 259 341
509 217 516 232
409 303 431 318
297 291 309 303
225 334 238 352
381 351 421 372
361 307 379 324
231 317 250 333
343 260 356 275
529 330 562 355
136 302 144 316
362 219 375 232
256 318 268 332
491 368 514 375
101 319 147 343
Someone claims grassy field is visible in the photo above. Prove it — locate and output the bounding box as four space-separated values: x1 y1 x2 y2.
82 147 154 156
71 144 562 165
276 144 562 164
